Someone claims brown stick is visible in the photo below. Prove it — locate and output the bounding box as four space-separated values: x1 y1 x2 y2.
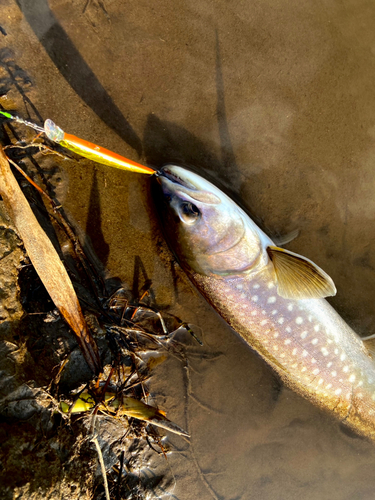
0 145 101 374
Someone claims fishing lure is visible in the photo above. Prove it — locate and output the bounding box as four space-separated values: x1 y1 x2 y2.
0 110 154 175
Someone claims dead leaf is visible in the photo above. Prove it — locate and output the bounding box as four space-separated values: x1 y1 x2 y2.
110 395 189 437
0 145 101 374
60 391 189 437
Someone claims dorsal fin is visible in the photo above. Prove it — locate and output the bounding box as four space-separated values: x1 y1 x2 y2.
360 334 375 361
364 341 375 360
267 246 337 300
274 228 300 247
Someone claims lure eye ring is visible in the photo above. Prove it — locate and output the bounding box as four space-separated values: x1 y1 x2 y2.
178 201 200 225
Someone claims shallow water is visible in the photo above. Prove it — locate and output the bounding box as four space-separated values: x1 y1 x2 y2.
3 0 375 498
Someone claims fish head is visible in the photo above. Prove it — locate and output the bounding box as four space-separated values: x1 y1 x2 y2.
152 165 272 276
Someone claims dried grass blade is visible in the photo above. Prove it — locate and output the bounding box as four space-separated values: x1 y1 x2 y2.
0 146 101 374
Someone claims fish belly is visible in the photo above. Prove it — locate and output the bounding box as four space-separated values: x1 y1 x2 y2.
193 268 375 441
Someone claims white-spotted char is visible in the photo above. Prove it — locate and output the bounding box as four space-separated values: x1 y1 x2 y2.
153 165 375 440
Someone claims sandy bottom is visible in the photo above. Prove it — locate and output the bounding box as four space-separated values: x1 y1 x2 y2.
2 0 375 498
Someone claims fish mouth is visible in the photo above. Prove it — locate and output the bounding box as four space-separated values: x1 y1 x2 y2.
156 165 197 191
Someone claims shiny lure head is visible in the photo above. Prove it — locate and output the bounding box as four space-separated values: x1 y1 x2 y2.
152 165 273 277
152 165 337 300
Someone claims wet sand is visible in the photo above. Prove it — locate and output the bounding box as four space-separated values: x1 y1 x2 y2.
2 0 375 498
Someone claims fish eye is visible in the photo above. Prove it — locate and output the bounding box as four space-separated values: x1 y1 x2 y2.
179 202 200 224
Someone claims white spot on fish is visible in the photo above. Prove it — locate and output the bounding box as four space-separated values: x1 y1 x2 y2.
251 311 257 316
292 348 297 355
346 392 351 400
327 339 333 344
358 380 363 387
242 304 247 310
251 295 258 302
302 350 308 357
278 317 284 325
340 354 347 361
300 331 308 339
296 317 303 325
272 310 278 315
335 389 342 395
240 293 246 299
327 362 333 368
287 304 294 311
318 379 324 385
228 295 234 300
372 393 375 401
284 339 291 345
301 367 307 372
260 319 268 326
313 368 320 375
308 315 313 322
343 366 349 373
334 348 339 355
314 325 320 332
253 283 260 289
286 327 292 333
280 353 285 358
273 332 279 338
268 296 276 304
268 282 275 289
311 338 318 345
262 310 266 315
321 347 329 356
236 284 243 290
331 371 337 377
349 374 356 383
273 345 278 351
311 358 317 364
291 362 298 368
357 393 363 399
326 383 332 389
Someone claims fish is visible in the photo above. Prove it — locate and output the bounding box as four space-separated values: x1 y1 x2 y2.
152 164 375 441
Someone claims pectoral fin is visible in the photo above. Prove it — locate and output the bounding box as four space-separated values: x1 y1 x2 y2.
267 246 337 300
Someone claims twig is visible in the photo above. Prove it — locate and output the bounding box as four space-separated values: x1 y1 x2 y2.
4 142 69 159
116 451 125 500
7 156 57 206
92 433 110 500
